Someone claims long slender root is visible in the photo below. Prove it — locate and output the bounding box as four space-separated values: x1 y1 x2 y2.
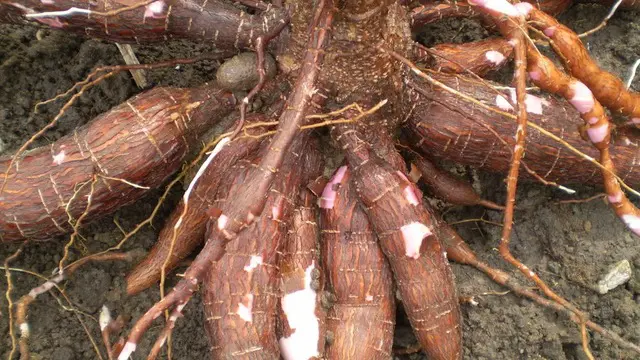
527 7 640 119
436 219 640 354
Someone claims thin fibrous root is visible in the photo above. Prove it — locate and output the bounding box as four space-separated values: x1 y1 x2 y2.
33 55 229 114
58 174 98 274
4 242 27 360
232 18 289 141
15 251 138 360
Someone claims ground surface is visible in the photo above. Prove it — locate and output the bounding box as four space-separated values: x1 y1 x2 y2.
1 3 639 360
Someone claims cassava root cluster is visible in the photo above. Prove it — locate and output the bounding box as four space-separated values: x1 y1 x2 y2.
2 0 640 359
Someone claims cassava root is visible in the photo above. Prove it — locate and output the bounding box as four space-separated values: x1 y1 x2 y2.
0 84 235 243
3 0 640 358
405 72 640 188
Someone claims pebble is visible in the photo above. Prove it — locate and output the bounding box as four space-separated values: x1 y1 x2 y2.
216 52 277 91
547 260 562 275
583 220 592 232
597 259 632 294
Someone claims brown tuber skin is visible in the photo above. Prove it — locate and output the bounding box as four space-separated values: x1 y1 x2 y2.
405 72 640 188
320 166 396 359
0 0 288 49
332 119 462 360
202 133 323 359
125 117 266 295
277 186 328 360
6 0 640 359
0 84 235 243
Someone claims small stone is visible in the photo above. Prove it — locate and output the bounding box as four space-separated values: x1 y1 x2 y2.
0 137 6 154
547 261 562 275
216 52 277 91
320 291 335 310
597 259 632 294
583 220 592 232
325 330 335 345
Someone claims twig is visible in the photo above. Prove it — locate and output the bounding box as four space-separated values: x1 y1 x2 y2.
578 0 624 38
626 59 640 89
115 44 148 89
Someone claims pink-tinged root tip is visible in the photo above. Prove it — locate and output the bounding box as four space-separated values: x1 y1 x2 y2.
569 81 595 114
528 70 541 81
586 123 609 144
544 26 557 37
608 192 623 204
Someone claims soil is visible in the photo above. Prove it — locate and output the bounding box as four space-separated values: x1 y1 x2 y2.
1 3 640 360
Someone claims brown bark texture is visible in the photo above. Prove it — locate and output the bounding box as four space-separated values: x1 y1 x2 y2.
320 166 396 360
0 84 235 243
426 38 513 77
404 72 640 188
202 133 323 359
411 0 570 30
0 0 287 48
277 187 327 360
331 119 462 360
125 118 266 295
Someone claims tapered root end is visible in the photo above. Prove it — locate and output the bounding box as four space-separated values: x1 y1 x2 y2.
125 237 199 295
126 260 158 296
478 199 506 211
